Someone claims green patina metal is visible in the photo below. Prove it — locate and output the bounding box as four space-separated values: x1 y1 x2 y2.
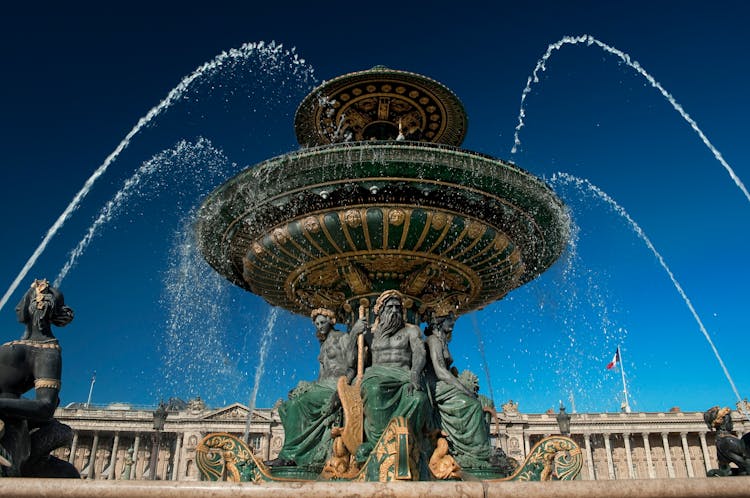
196 142 569 321
195 427 583 482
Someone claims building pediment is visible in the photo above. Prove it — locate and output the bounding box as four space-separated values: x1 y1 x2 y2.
199 403 272 422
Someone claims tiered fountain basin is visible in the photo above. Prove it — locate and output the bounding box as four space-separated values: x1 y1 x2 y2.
196 141 569 320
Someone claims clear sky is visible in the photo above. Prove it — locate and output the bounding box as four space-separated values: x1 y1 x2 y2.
1 1 748 415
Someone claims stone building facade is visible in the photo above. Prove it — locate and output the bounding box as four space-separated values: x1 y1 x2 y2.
51 400 750 481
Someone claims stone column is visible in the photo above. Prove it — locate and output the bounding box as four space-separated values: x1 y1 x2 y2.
623 433 635 479
265 432 272 461
131 435 141 480
680 432 694 478
149 431 160 480
699 432 712 473
68 431 79 465
661 432 675 478
88 433 99 480
108 433 120 480
523 434 531 456
583 433 596 480
172 434 183 481
603 433 616 480
641 433 655 479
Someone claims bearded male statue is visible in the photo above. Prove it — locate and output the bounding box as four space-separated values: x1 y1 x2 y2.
355 290 429 463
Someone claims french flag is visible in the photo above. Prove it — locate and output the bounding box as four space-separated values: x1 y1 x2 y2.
606 347 620 370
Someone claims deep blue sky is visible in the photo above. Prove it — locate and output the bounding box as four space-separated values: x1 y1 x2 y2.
1 1 748 414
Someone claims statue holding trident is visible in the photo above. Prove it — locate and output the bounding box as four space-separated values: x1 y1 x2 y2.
356 290 429 464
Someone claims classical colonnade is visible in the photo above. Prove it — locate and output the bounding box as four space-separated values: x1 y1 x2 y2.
53 402 749 481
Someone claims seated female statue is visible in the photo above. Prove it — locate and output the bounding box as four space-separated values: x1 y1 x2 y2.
424 311 492 470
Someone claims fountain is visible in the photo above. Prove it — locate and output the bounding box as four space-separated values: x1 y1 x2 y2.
192 66 580 482
2 52 749 498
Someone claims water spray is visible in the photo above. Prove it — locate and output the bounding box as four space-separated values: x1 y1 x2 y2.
513 35 750 204
551 172 748 418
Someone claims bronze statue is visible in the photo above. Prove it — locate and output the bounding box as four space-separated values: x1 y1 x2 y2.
356 290 429 462
424 311 493 470
0 279 78 477
704 406 750 476
267 308 358 469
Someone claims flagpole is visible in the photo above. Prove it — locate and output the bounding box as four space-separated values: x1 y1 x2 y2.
86 371 96 409
617 346 632 413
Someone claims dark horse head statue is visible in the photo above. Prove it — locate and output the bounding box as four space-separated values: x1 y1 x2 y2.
14 279 73 341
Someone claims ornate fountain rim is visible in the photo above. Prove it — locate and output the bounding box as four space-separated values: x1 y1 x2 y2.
196 141 569 318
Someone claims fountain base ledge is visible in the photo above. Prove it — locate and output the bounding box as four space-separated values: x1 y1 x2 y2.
3 477 750 498
195 424 581 482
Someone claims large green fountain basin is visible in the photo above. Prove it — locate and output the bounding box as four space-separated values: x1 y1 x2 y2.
196 141 569 319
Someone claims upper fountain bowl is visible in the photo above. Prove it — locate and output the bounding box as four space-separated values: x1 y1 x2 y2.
196 67 569 322
294 66 468 147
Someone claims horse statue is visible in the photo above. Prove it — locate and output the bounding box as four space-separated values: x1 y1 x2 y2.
0 279 79 477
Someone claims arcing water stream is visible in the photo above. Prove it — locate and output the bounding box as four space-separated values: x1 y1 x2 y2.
512 34 750 204
53 138 228 287
550 172 747 417
0 41 315 313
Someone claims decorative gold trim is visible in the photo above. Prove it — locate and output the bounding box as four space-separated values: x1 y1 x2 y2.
343 209 362 228
35 378 61 390
397 209 411 250
450 226 487 261
466 220 486 239
3 339 61 350
429 437 461 479
382 208 390 249
271 227 290 244
341 265 372 295
361 209 373 251
221 168 552 257
439 223 470 256
462 233 504 265
310 308 336 323
302 216 320 234
238 202 530 316
266 232 307 266
388 209 405 227
426 216 454 253
296 69 465 146
339 211 361 250
282 225 318 261
412 211 433 252
300 216 329 254
431 212 449 231
319 215 344 254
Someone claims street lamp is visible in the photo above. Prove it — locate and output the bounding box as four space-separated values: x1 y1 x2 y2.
556 403 571 436
150 402 168 480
